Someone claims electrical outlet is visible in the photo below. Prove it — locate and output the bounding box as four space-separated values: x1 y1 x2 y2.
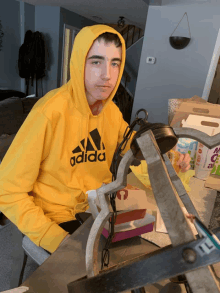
146 57 156 64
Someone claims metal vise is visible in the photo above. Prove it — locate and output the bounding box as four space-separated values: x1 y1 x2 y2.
70 127 220 293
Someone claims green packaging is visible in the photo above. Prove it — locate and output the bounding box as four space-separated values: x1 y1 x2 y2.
211 154 220 175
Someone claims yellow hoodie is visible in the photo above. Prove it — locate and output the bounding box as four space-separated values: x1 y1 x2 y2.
0 25 137 253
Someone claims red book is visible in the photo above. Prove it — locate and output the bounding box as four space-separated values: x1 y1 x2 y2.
109 209 146 225
103 212 155 243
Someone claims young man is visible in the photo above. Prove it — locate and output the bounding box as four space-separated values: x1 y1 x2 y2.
0 25 190 254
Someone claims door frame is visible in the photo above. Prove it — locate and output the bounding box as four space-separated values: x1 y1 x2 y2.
61 24 80 86
202 28 220 101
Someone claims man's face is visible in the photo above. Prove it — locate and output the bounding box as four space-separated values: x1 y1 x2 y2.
84 38 122 106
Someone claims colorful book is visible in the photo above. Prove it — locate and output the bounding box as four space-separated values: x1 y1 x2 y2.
102 212 155 243
109 209 146 225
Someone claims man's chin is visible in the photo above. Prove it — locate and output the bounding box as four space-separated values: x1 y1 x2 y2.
98 94 111 101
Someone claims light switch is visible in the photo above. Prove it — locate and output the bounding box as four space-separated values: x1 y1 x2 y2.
146 57 156 64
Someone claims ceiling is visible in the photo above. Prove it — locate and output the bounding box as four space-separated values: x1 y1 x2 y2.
19 0 151 30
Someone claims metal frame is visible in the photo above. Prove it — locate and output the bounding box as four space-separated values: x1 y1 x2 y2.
68 228 220 292
84 127 220 292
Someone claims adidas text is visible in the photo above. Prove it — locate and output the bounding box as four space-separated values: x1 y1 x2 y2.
70 151 106 167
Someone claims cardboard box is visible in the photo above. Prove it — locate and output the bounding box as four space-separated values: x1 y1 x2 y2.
95 188 151 212
170 101 220 128
170 96 220 191
168 95 207 126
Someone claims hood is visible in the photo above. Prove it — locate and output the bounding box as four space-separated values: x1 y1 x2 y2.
66 24 126 157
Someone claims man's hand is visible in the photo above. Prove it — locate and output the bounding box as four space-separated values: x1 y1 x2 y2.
176 152 191 173
186 213 196 223
58 234 71 248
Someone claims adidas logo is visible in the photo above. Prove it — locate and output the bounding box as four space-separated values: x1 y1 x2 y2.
70 129 106 167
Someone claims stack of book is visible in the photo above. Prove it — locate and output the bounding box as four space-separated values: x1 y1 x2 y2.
95 184 155 242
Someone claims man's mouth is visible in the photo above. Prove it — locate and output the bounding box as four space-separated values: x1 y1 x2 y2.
98 87 109 92
97 85 110 88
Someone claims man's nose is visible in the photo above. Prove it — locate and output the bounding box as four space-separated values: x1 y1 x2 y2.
101 63 111 80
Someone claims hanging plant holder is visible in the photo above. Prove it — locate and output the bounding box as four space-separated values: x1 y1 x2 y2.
169 12 191 50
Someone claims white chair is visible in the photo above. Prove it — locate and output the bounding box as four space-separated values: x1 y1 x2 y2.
19 235 50 286
22 235 50 266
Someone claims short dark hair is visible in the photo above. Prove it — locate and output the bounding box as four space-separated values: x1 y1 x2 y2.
97 32 122 48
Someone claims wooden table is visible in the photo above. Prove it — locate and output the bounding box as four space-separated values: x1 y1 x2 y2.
21 217 164 293
20 173 220 293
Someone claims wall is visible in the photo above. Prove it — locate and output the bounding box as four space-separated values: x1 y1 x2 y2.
162 0 218 5
34 6 61 96
34 6 97 95
0 0 21 90
58 8 97 88
131 3 220 129
122 37 144 97
19 5 96 96
24 3 35 32
20 1 35 94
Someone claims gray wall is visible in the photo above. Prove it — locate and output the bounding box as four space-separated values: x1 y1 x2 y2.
20 1 35 94
131 3 220 129
122 37 144 97
35 6 61 96
0 0 21 91
22 5 96 96
0 2 97 96
24 3 35 33
58 7 97 88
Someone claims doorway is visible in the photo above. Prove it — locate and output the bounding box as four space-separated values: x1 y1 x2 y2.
208 56 220 104
61 24 80 86
202 28 220 104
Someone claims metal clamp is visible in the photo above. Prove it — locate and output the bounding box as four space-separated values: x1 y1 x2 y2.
67 228 220 293
84 127 220 292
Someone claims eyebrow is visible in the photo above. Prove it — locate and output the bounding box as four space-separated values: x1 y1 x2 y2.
87 55 121 62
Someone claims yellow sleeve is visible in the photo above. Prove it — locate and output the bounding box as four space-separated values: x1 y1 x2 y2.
0 109 68 254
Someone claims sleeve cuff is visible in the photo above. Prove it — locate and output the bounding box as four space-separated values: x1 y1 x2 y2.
39 223 69 254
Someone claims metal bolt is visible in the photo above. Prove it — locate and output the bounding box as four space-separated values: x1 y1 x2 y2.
182 248 197 263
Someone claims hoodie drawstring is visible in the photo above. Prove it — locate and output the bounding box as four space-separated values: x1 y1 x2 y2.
83 111 105 156
85 114 89 153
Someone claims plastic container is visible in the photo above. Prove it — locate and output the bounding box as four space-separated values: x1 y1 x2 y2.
176 138 198 170
181 114 220 180
195 143 220 180
211 154 220 176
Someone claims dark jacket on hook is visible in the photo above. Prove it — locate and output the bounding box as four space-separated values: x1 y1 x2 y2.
18 30 47 94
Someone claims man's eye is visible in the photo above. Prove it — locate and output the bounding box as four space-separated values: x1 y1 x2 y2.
91 61 120 67
112 63 119 67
